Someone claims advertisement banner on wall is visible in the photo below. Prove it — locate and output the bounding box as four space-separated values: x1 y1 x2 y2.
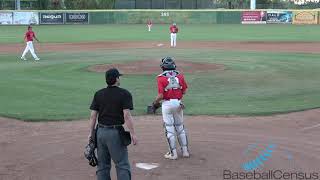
40 13 64 24
241 11 267 24
267 11 292 24
65 13 89 24
0 12 13 25
13 12 39 25
293 11 318 24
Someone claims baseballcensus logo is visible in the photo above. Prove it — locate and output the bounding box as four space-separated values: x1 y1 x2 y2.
222 143 320 180
242 143 276 172
242 142 293 172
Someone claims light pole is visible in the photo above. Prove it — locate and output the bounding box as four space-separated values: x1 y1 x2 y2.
250 0 256 9
16 0 21 10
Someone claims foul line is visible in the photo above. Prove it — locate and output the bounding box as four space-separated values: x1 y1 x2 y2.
0 37 17 39
301 123 320 131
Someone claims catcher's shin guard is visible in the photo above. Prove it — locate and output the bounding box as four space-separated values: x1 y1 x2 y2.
175 123 188 150
163 122 176 153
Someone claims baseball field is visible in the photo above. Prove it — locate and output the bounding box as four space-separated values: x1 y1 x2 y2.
0 24 320 180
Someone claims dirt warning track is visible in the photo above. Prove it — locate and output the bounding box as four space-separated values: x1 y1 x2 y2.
1 41 320 54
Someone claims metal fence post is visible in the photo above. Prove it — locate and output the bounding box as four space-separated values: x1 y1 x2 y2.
16 0 21 10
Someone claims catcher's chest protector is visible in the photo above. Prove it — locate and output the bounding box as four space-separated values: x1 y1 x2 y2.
160 70 181 91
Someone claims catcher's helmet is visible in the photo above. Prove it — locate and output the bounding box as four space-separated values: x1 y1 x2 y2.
160 57 176 70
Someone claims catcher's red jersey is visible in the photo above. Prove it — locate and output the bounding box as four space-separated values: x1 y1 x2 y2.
157 71 187 100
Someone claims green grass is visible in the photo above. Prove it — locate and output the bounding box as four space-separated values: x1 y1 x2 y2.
2 24 320 44
1 24 320 121
0 48 320 121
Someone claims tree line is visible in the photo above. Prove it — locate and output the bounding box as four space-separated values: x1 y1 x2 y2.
1 0 319 10
40 0 115 9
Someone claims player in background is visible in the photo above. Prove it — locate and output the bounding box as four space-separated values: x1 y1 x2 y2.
147 19 153 32
21 25 40 61
169 23 179 48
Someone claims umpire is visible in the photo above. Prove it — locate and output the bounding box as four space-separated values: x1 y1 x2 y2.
88 68 138 180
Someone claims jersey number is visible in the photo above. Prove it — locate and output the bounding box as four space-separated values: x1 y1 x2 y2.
167 77 180 89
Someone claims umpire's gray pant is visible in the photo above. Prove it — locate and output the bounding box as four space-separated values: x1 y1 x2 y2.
96 127 131 180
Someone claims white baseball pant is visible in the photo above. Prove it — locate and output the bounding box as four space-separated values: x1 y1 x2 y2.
22 41 39 60
162 99 188 153
170 33 177 47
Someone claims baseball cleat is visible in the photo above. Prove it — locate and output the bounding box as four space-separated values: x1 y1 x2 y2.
182 146 190 158
35 58 40 61
182 151 190 158
164 151 178 160
21 57 27 61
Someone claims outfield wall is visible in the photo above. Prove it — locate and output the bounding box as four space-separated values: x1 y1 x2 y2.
0 10 319 25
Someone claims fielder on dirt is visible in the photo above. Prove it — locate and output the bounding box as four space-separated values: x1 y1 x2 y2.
21 25 40 61
152 57 190 160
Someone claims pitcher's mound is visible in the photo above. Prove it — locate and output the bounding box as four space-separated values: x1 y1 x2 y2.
88 60 225 75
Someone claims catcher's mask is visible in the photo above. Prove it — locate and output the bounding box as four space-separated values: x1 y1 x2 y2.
160 57 176 71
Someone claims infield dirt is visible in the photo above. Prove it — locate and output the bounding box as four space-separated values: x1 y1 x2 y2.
0 109 319 180
2 41 320 54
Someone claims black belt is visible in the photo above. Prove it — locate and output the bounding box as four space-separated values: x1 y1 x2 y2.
98 124 122 129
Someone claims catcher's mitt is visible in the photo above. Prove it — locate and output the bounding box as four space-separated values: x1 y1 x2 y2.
84 138 98 167
84 128 98 167
147 102 161 114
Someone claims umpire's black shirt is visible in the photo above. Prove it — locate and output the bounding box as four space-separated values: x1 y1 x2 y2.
90 86 133 126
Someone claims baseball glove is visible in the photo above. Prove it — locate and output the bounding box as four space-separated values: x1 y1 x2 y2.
84 129 98 167
84 139 98 167
147 102 161 114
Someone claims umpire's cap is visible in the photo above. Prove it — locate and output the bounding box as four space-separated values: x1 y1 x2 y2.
105 68 122 85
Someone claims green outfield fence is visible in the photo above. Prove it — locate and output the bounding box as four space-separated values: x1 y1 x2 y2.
0 10 319 25
0 10 244 25
89 10 238 24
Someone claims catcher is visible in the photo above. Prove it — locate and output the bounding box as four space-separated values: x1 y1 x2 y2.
151 57 190 160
